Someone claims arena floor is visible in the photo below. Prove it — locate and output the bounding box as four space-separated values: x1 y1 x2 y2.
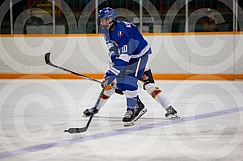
0 80 243 161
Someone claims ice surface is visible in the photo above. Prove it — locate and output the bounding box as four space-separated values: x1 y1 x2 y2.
0 80 243 161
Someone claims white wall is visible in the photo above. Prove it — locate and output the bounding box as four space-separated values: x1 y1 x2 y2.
235 34 243 74
0 34 242 74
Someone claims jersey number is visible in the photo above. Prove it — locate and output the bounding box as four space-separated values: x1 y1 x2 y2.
121 45 128 53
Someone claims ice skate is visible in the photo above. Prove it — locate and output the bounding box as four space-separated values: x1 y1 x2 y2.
134 97 147 122
123 110 135 127
165 106 179 119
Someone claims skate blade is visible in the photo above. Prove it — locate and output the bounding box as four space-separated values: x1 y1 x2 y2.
166 114 180 120
124 121 134 127
134 108 147 122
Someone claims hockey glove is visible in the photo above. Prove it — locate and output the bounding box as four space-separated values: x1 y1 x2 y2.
101 77 110 89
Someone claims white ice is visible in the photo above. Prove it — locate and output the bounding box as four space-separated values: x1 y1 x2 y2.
0 79 243 161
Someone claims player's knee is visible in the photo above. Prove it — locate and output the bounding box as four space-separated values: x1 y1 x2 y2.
103 87 115 97
141 69 155 90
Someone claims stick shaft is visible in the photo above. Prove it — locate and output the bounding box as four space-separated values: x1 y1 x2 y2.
45 53 101 83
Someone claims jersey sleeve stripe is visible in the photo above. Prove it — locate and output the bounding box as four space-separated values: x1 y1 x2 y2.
109 66 120 75
108 69 118 75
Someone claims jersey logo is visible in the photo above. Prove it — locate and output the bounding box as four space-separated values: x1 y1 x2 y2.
118 31 123 37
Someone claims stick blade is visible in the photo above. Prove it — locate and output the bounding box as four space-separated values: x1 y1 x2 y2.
45 53 51 64
64 127 87 134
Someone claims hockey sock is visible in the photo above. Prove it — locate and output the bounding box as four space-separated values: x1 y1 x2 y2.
126 97 137 111
96 88 115 110
124 90 138 111
144 83 172 110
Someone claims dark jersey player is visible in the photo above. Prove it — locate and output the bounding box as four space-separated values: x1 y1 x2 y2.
83 7 179 126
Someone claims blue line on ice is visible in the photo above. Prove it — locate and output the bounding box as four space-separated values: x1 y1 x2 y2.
0 107 242 159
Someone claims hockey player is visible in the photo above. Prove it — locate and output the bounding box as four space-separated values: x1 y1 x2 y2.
83 7 178 125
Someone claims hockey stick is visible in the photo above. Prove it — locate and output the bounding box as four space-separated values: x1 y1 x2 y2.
45 53 101 83
45 53 123 95
64 81 107 133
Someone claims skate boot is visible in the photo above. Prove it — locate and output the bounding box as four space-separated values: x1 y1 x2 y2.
134 97 147 121
83 107 99 117
123 110 135 127
165 106 179 119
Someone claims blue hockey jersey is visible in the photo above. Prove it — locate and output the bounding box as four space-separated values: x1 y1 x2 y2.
102 21 151 84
